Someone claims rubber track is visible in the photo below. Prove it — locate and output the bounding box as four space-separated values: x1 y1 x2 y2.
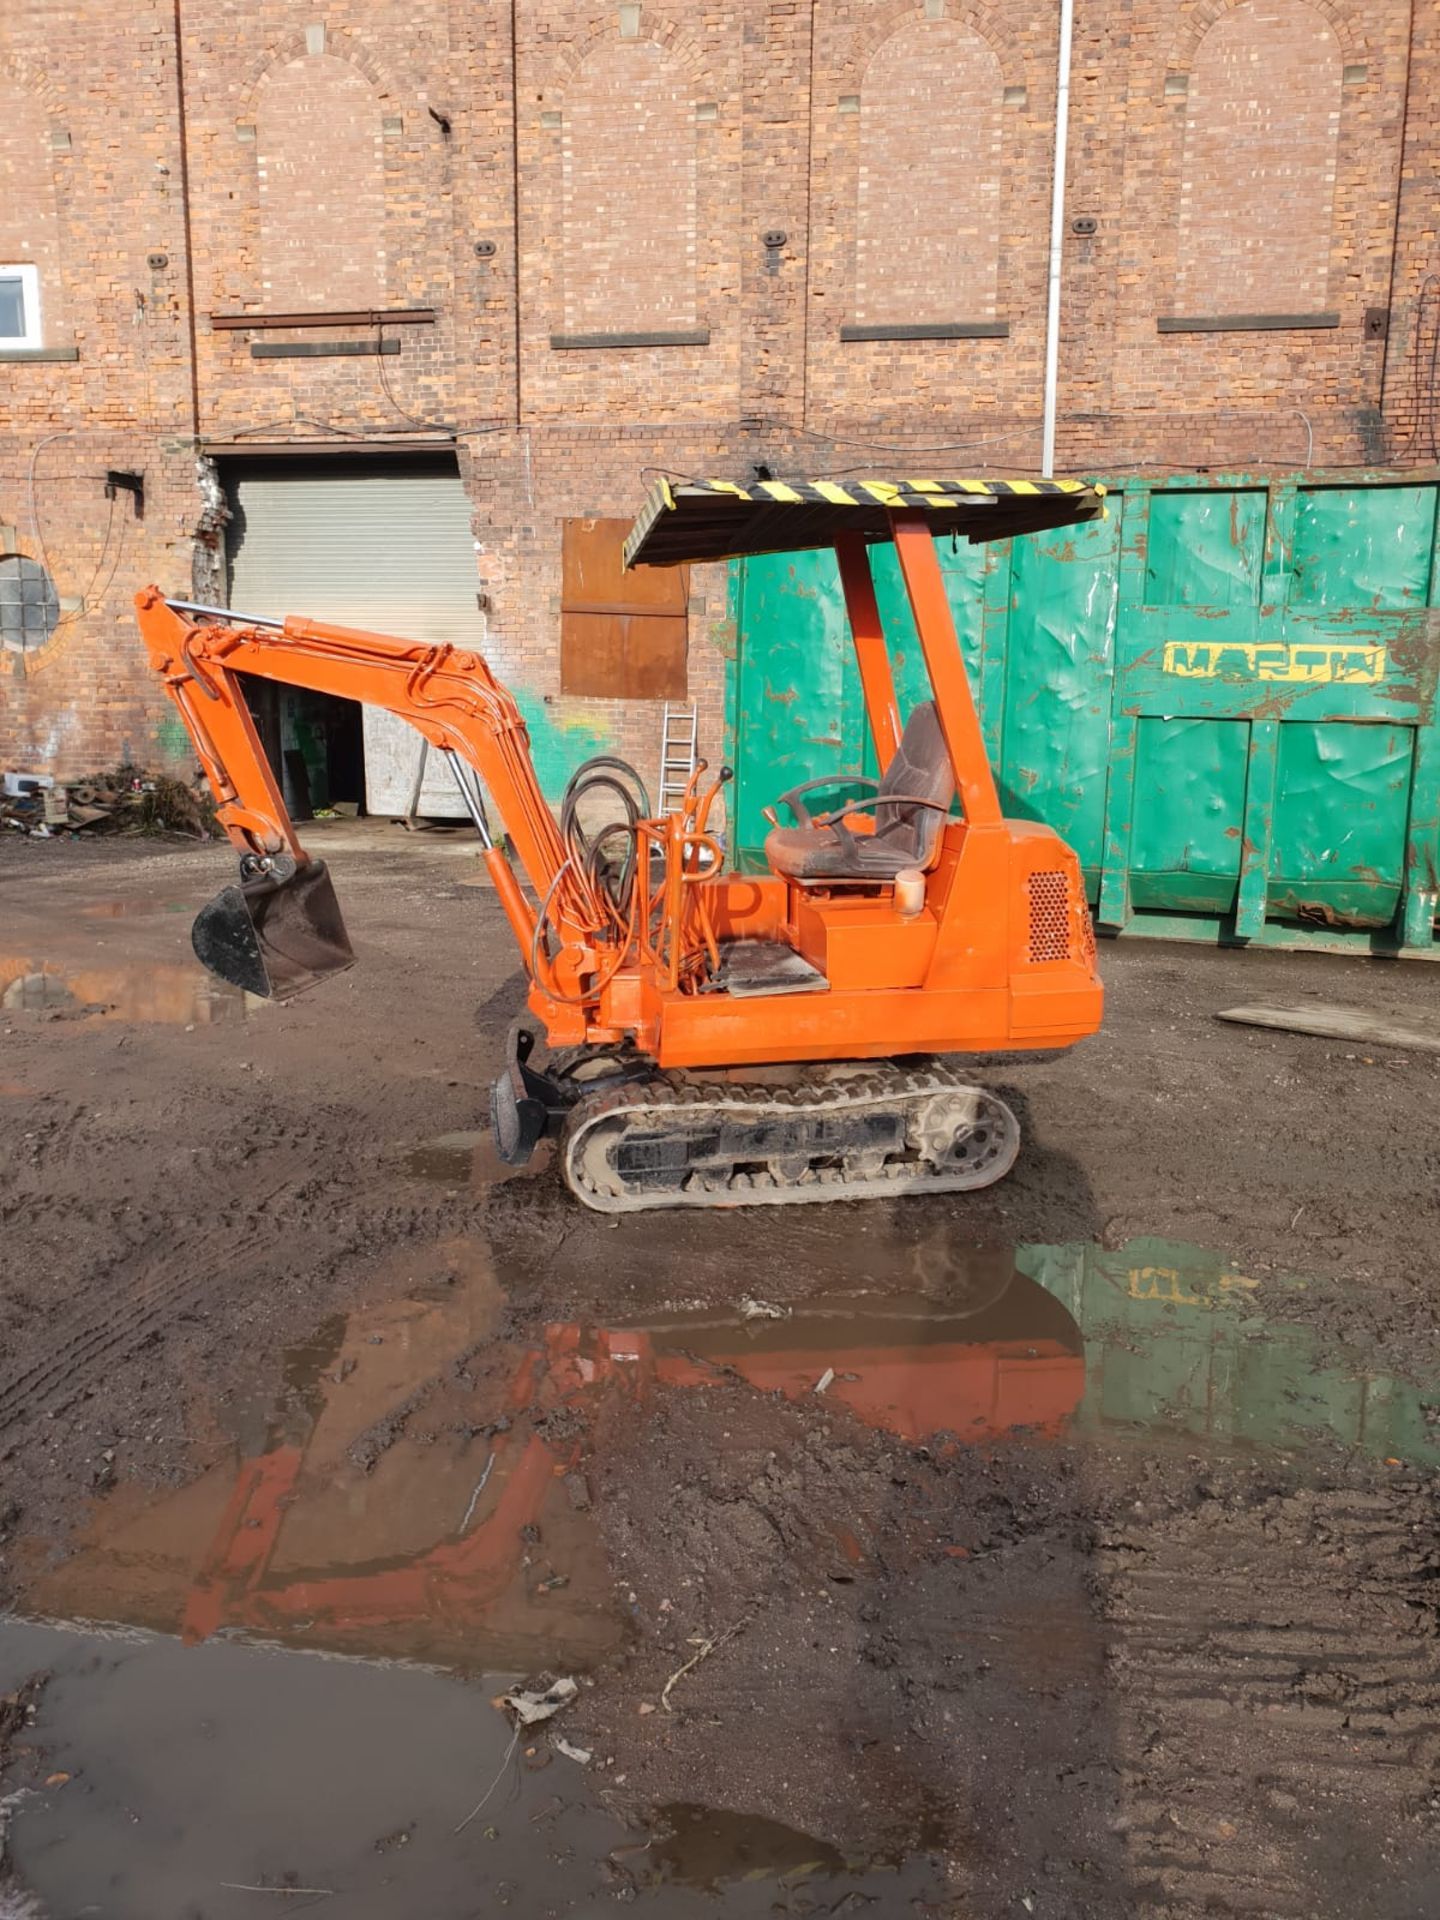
561 1063 1019 1213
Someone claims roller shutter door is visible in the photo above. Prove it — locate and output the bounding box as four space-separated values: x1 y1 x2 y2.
224 456 482 816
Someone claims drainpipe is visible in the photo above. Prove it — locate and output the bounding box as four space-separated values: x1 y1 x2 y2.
1040 0 1075 478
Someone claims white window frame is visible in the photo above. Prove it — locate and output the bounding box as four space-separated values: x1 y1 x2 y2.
0 265 42 350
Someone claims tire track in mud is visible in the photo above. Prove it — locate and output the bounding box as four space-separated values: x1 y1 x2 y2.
1094 1481 1440 1918
0 1198 294 1445
0 1086 382 1445
0 1176 465 1457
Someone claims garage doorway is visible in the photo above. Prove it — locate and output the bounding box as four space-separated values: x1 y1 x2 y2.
222 453 483 819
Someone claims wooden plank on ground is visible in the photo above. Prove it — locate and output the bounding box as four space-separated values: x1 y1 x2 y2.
1216 1003 1440 1055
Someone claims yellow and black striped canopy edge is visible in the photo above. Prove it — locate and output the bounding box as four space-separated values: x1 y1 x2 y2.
625 475 1105 568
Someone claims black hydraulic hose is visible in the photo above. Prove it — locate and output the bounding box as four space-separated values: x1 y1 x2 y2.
560 754 651 824
586 820 641 919
558 755 653 922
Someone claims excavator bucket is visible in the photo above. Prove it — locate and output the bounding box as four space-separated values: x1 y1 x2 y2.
190 859 355 1001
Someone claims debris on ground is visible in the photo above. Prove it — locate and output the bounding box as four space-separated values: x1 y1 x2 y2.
552 1737 592 1766
501 1678 578 1727
1217 1001 1440 1055
0 766 215 840
660 1618 749 1713
739 1297 789 1321
0 1674 48 1918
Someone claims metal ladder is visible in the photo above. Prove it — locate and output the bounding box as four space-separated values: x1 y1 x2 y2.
658 701 698 814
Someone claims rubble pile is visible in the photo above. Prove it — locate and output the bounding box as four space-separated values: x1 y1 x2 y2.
1 766 216 841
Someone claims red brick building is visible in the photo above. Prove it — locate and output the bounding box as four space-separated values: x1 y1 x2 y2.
2 0 1437 801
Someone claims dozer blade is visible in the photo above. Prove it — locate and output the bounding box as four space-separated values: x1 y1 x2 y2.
191 859 355 1001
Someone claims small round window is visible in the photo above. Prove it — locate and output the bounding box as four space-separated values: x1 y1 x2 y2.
0 555 60 652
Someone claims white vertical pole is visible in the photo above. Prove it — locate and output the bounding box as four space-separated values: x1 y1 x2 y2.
1041 0 1075 478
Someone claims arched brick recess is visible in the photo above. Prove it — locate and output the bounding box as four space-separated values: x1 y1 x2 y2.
537 10 709 95
1165 0 1361 74
254 52 387 310
840 0 1021 94
560 38 695 333
1174 0 1344 314
238 29 394 113
0 74 65 341
855 17 1004 326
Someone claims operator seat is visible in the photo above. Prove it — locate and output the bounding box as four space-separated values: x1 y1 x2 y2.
764 700 956 884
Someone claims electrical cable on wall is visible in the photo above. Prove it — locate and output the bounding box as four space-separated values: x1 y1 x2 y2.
17 435 137 672
215 406 512 446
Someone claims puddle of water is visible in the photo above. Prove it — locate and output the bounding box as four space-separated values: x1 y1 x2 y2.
0 956 251 1025
23 1236 1439 1695
0 1619 947 1919
404 1129 553 1186
642 1802 927 1892
6 1235 1435 1916
0 1618 609 1920
1018 1236 1440 1465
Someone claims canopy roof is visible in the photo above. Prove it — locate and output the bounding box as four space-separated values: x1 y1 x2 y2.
624 475 1105 569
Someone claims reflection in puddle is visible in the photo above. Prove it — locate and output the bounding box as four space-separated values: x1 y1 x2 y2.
32 1237 622 1675
1019 1238 1440 1464
405 1128 553 1186
642 1265 1085 1443
7 1235 1438 1918
0 955 250 1025
23 1236 1438 1693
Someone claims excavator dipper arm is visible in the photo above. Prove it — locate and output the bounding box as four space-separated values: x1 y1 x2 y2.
134 590 607 1028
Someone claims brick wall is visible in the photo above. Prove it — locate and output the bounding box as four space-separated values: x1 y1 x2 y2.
1174 0 1342 315
256 49 389 310
2 0 1437 793
0 6 200 777
856 19 1004 329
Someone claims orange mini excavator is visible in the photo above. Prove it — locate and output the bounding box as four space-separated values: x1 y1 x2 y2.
135 476 1105 1213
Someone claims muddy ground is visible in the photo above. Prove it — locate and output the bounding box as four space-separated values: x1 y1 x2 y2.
2 824 1440 1917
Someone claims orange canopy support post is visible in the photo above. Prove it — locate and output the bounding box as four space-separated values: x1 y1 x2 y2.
835 533 902 772
890 512 1001 827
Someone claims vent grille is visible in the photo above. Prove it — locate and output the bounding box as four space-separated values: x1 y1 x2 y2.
1027 870 1071 963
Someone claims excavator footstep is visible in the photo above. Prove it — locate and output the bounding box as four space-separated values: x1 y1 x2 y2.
191 859 355 1001
710 939 829 998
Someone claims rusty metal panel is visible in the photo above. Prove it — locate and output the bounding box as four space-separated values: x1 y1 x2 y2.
562 518 688 698
729 470 1440 956
1144 489 1266 609
1000 509 1119 888
563 517 687 617
1291 486 1435 608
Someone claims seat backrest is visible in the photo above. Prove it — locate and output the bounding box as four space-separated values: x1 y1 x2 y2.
874 701 955 864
